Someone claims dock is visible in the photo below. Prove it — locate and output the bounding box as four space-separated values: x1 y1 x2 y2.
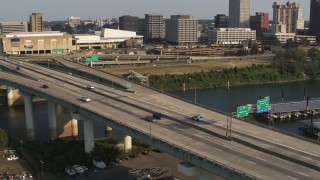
251 98 320 120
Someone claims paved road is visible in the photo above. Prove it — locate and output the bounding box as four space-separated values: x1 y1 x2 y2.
0 59 320 179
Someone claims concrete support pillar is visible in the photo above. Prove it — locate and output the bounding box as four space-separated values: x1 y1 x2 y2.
48 101 57 140
71 119 79 137
105 126 112 137
178 162 214 180
124 135 132 152
6 86 14 107
83 119 94 153
22 93 35 141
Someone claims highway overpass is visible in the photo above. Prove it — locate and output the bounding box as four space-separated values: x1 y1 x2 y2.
0 57 319 180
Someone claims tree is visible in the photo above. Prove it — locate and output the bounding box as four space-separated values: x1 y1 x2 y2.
308 48 320 61
250 43 259 54
0 128 8 150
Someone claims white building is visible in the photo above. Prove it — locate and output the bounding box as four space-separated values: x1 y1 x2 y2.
73 28 143 50
272 1 304 33
229 0 251 28
0 21 28 35
264 32 316 44
208 28 256 44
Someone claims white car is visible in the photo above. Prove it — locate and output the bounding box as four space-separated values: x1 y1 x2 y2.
87 85 94 89
80 165 88 171
192 114 203 121
136 173 150 180
81 96 91 102
65 166 76 176
93 157 106 169
72 165 84 175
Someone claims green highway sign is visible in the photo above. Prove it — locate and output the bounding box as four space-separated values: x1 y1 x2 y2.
53 48 64 53
126 83 132 88
237 105 249 118
257 96 270 113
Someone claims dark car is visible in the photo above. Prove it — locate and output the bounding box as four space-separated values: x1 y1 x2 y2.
153 113 163 120
42 84 49 88
16 67 20 70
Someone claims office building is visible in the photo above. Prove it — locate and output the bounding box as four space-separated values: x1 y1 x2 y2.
145 14 165 42
229 0 250 28
272 1 304 33
214 14 229 28
0 21 28 35
166 15 198 46
68 16 81 27
208 28 256 44
137 18 145 36
119 15 139 32
309 0 320 42
250 12 269 38
29 13 43 32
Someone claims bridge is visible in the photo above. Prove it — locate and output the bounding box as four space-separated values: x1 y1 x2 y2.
0 56 319 180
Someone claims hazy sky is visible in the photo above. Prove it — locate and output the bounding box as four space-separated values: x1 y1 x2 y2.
0 0 311 21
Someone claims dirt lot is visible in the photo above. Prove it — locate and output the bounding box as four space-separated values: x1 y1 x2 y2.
0 158 30 176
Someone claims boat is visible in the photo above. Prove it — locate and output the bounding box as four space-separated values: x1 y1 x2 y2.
93 156 106 169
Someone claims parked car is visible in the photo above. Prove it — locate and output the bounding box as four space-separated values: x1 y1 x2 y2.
93 157 106 169
136 173 150 180
72 165 84 175
192 114 203 121
81 96 91 102
153 112 163 120
80 165 88 172
65 166 76 177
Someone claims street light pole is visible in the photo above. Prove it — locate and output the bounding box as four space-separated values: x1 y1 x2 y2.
189 78 197 104
47 59 50 68
40 160 44 180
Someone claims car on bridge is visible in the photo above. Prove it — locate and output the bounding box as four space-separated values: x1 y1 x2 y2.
42 84 49 88
153 113 163 120
192 114 203 121
87 85 94 89
81 96 91 102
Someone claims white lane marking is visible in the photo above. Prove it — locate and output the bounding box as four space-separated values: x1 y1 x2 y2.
235 130 319 157
215 148 223 152
297 172 309 177
246 160 257 165
170 125 179 129
300 156 312 161
255 157 267 162
287 176 299 180
223 144 233 149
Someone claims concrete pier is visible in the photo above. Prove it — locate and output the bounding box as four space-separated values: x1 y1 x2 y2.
71 118 79 137
6 86 13 107
7 86 23 106
83 119 94 153
71 113 94 153
48 101 57 140
105 126 112 137
178 162 214 180
124 135 132 152
22 93 35 141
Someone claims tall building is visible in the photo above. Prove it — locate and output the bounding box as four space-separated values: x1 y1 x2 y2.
137 18 146 36
214 14 229 28
145 14 165 42
229 0 250 28
29 13 43 32
250 12 269 38
0 21 28 35
272 1 304 33
309 0 320 41
166 15 198 46
68 16 81 27
119 15 139 32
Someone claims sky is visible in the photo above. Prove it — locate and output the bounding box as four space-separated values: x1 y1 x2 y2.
0 0 311 21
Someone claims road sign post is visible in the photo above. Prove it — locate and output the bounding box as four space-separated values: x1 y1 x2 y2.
257 96 270 113
236 105 249 118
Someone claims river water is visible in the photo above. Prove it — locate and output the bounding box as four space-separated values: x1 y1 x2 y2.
1 80 320 142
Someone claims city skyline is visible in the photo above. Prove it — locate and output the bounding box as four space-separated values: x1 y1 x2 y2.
0 0 310 21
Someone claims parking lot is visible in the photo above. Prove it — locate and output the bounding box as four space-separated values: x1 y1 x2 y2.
65 151 197 180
